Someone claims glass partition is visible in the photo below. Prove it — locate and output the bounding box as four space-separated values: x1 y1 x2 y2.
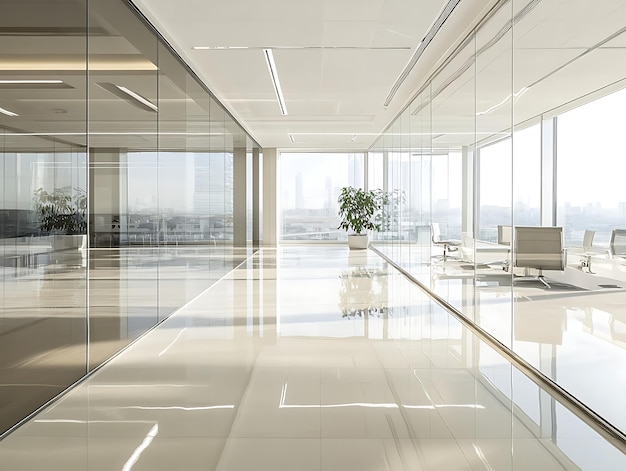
0 0 256 437
369 0 626 436
0 0 88 435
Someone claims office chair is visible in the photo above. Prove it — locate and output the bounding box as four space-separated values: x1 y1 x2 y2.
512 226 565 288
609 229 626 259
431 223 461 261
497 225 512 245
577 229 602 272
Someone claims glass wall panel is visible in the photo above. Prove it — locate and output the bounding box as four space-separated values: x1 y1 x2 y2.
0 0 256 437
478 138 511 242
0 0 88 435
512 123 541 227
388 120 403 264
88 0 159 368
474 2 514 351
224 131 235 248
367 151 383 192
371 0 626 437
280 152 365 241
425 26 475 312
476 3 513 243
415 87 433 251
158 47 208 320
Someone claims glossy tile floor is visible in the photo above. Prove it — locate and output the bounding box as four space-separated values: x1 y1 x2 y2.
0 246 625 470
0 246 250 434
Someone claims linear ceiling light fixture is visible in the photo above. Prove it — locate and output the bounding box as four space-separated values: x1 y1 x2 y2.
476 87 529 116
384 0 461 107
0 79 63 84
0 79 72 90
263 48 288 115
289 134 295 143
115 85 158 112
194 46 410 50
96 82 158 112
0 106 18 117
193 46 250 50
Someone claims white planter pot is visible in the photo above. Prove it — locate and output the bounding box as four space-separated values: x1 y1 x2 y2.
347 234 369 250
50 234 86 251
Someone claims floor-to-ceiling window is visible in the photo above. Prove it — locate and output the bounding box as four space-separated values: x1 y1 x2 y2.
280 152 365 241
556 87 626 247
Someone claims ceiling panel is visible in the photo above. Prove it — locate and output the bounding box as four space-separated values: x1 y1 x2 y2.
132 0 457 149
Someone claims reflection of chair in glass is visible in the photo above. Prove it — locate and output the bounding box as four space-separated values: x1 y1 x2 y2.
512 226 565 288
582 229 595 251
494 224 512 269
570 229 605 272
609 229 626 259
431 223 461 261
497 224 512 245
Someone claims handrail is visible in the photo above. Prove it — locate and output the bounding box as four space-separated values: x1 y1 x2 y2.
370 245 626 454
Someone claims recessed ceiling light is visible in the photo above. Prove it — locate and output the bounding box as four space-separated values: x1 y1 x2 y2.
95 82 158 112
263 49 288 116
0 79 71 90
192 46 250 50
0 79 63 84
476 87 528 116
0 106 18 117
115 85 158 112
192 46 411 50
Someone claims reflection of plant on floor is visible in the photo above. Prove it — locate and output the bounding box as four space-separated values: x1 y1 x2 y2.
338 267 389 318
33 187 87 234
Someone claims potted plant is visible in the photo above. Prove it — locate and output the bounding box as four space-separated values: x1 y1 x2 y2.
337 186 387 249
33 186 87 250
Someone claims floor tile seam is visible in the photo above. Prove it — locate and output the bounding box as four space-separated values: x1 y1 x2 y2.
156 252 261 326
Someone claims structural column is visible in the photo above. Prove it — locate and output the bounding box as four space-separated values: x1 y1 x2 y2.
541 117 557 227
233 146 247 247
252 147 261 248
89 149 127 247
262 148 278 247
462 145 474 236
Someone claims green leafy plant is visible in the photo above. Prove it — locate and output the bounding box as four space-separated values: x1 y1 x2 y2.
337 186 401 235
33 187 87 234
337 186 384 235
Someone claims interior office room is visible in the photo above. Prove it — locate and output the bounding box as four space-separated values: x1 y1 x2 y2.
1 0 626 469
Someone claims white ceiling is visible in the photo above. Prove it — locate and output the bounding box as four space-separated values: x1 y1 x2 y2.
1 0 624 154
130 0 495 150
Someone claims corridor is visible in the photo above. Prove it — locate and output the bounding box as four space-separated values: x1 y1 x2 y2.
0 246 623 470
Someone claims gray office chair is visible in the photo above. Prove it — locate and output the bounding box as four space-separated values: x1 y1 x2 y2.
513 226 565 288
609 229 626 259
431 223 461 261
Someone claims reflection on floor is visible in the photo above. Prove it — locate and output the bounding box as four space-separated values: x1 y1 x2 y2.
378 243 626 436
0 246 251 435
0 246 624 470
